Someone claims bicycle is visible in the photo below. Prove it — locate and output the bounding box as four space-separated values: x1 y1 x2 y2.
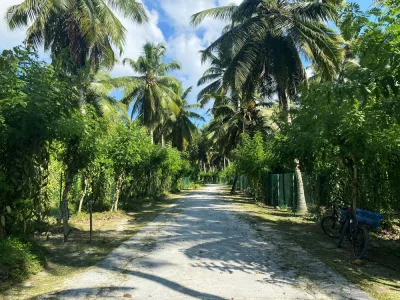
337 208 370 259
321 204 342 238
322 205 383 259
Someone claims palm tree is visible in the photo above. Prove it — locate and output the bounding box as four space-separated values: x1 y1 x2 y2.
90 71 130 121
197 45 233 107
6 0 148 72
164 86 205 151
6 0 147 242
192 0 344 214
110 43 181 143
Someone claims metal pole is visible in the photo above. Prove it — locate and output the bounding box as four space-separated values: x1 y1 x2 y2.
59 172 63 208
89 198 93 244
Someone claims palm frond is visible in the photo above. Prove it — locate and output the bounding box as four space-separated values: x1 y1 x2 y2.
191 5 238 27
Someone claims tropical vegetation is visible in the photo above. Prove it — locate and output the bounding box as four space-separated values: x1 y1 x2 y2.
1 0 400 292
194 0 400 219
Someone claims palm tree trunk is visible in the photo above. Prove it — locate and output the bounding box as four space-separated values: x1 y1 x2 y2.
243 111 246 133
78 176 88 213
150 128 154 144
61 168 74 242
161 134 166 148
295 159 307 215
281 89 308 215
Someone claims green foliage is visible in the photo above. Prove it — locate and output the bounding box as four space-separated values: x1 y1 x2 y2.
234 133 271 199
235 133 270 178
0 46 78 234
0 237 46 289
0 47 194 235
272 2 400 214
215 1 400 217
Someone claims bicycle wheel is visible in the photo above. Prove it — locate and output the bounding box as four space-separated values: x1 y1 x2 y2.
337 219 349 248
321 216 341 238
353 227 370 259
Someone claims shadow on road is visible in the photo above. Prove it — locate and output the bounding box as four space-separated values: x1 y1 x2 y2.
33 185 372 299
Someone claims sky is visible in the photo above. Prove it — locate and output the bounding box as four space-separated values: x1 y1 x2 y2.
0 0 373 121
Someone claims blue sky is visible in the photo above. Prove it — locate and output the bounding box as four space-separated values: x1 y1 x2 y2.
0 0 374 122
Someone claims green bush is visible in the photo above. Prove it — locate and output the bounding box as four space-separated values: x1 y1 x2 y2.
0 237 46 290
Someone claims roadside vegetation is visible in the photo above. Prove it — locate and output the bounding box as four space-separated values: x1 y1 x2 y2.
1 0 400 297
196 1 400 220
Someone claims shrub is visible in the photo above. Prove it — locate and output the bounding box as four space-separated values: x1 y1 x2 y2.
0 237 46 290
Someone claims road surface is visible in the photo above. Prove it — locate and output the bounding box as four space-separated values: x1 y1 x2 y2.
41 185 371 299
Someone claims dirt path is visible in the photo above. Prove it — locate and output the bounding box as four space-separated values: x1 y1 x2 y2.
39 185 372 299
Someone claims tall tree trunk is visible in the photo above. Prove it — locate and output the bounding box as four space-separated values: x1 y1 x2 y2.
243 111 246 134
281 89 308 215
61 169 74 242
161 134 165 148
295 159 307 215
231 175 239 194
150 128 154 144
223 156 226 170
78 176 88 213
113 176 122 212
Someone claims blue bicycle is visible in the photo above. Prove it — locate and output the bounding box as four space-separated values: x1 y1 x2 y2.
337 208 383 259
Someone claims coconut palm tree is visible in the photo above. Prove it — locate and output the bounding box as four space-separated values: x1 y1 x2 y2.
110 43 181 143
197 45 233 107
6 0 148 72
164 86 205 151
206 90 262 158
6 0 147 242
192 0 344 214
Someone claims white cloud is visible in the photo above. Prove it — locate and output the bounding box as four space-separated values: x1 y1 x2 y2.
166 33 210 105
110 7 165 77
306 68 314 79
159 0 215 29
167 34 206 85
0 0 25 51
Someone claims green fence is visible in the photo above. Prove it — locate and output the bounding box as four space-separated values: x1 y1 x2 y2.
201 176 228 184
182 177 190 189
236 173 320 209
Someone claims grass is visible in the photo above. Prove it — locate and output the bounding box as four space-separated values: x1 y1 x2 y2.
221 188 400 300
0 192 185 299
